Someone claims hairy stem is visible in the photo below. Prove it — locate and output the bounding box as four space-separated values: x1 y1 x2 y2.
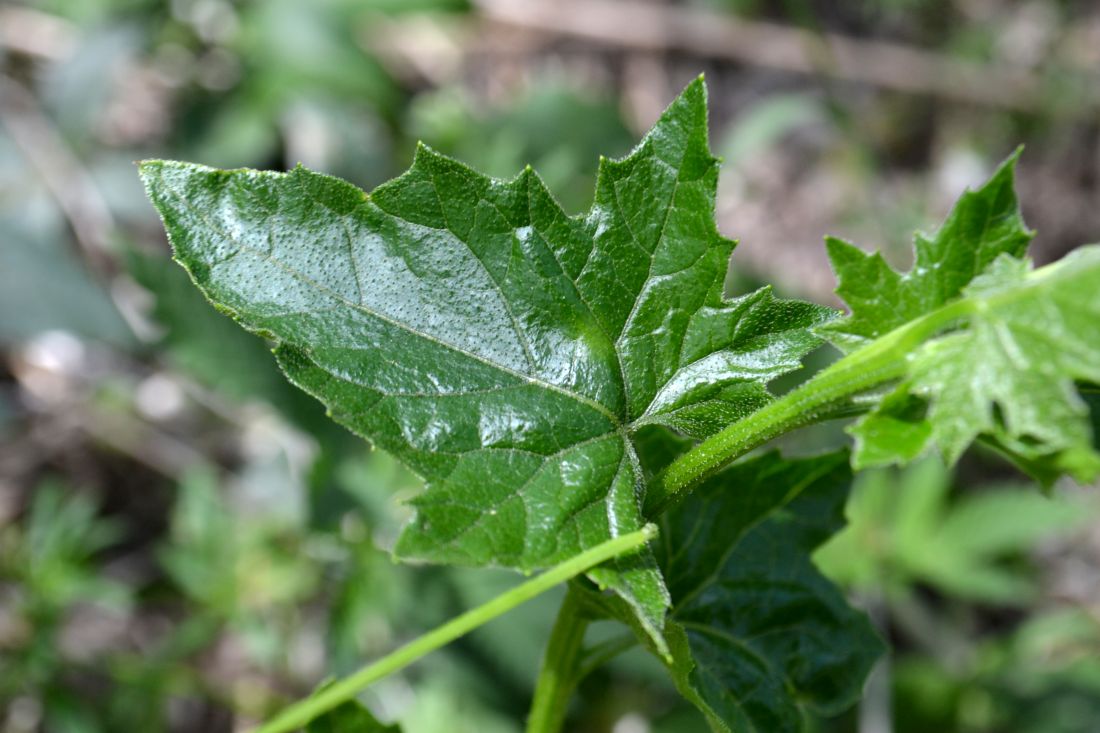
526 589 589 733
646 297 973 515
254 525 658 733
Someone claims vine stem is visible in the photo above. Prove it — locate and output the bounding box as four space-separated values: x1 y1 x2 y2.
253 524 658 733
646 296 974 515
526 588 588 733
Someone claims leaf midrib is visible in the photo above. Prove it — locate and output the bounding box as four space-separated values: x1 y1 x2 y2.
606 142 690 421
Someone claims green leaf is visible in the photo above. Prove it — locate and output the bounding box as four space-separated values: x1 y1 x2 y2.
819 151 1032 353
854 248 1100 480
847 388 931 468
139 78 831 645
818 153 1100 480
656 450 883 732
913 252 1100 466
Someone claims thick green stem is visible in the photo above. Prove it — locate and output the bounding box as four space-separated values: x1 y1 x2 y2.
254 525 657 733
646 298 973 515
526 589 589 733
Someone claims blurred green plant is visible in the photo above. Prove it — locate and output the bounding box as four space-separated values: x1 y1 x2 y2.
0 481 128 632
815 458 1089 604
0 481 130 728
409 84 634 212
816 458 1100 733
892 607 1100 733
0 223 131 348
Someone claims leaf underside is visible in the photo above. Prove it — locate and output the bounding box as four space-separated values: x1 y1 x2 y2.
139 78 834 649
665 451 882 732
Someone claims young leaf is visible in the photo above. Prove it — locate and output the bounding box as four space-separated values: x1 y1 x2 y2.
853 248 1100 480
819 151 1032 353
817 153 1100 481
139 78 831 645
913 252 1100 462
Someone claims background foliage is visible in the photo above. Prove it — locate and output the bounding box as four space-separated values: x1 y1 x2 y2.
2 1 1099 731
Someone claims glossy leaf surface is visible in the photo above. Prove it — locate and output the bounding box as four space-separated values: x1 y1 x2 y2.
139 78 832 644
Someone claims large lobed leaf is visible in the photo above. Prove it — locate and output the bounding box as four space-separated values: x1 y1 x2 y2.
139 78 833 646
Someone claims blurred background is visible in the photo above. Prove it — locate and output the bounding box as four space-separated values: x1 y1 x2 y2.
2 1 1100 731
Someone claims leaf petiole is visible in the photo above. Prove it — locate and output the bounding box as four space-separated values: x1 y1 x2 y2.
526 589 589 733
253 524 659 733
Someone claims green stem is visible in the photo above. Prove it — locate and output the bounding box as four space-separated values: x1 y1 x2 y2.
646 297 973 515
254 525 658 733
526 589 588 733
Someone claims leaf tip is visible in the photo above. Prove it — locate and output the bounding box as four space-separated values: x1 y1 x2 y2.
982 146 1023 188
823 235 864 267
683 73 707 98
679 74 708 107
137 159 168 187
412 140 433 164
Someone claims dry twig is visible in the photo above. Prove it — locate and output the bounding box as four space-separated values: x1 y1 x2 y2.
476 0 1099 112
0 76 116 276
